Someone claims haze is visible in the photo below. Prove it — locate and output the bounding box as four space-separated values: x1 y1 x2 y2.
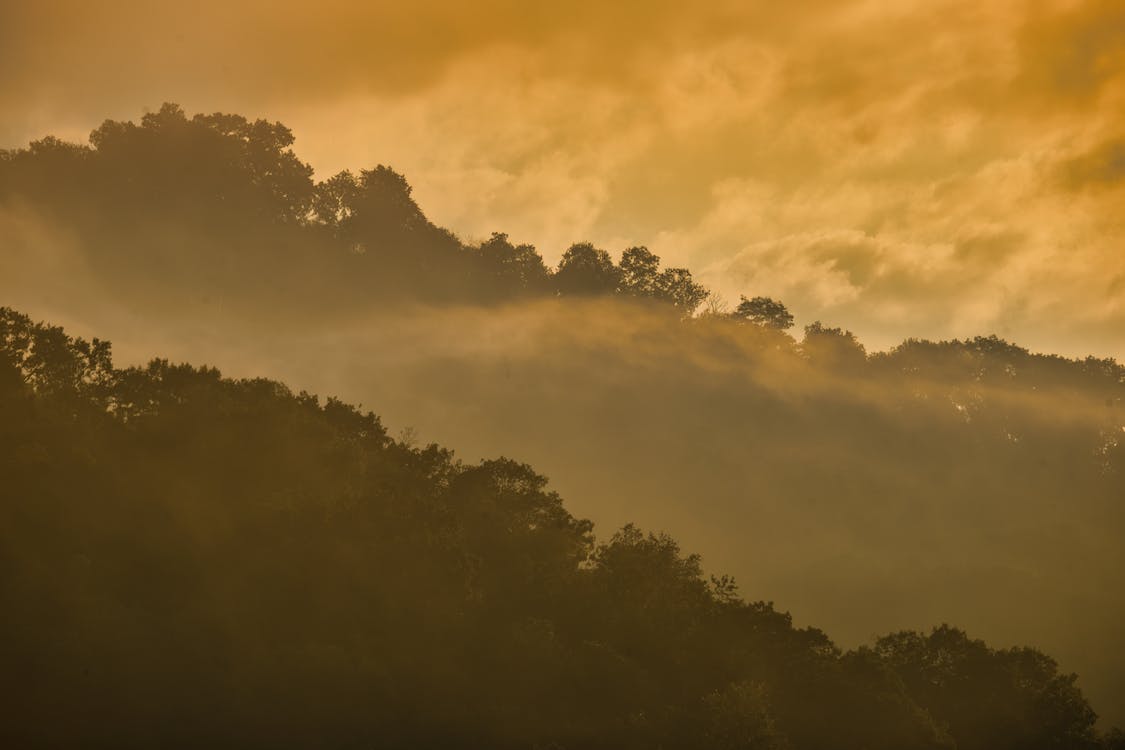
3 1 1125 745
3 0 1124 358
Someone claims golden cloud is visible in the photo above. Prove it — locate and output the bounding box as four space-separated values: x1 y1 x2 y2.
2 0 1124 356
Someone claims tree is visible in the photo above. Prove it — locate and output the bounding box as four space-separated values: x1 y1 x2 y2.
655 266 709 313
875 626 1100 750
619 246 709 313
310 170 363 228
476 232 550 297
347 165 428 240
619 246 663 296
0 307 1115 748
700 681 787 750
87 102 315 224
554 242 621 296
733 296 794 330
802 320 866 368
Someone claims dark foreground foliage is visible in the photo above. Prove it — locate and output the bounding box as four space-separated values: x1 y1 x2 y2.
1 307 1119 748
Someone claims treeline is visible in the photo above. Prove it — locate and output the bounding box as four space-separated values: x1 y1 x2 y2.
10 102 1122 372
0 103 708 313
4 103 1125 742
2 306 1122 748
11 103 1121 378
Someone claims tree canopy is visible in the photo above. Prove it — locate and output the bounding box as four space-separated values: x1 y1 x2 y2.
733 296 795 330
0 104 717 314
3 104 1125 745
1 306 1120 748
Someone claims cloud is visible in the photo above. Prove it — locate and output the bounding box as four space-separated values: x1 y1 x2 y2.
1061 136 1125 189
1015 0 1125 106
2 0 1124 357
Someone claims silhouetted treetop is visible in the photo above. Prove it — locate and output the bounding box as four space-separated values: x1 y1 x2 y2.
555 242 622 296
874 625 1099 750
1 103 718 313
733 296 795 330
85 102 315 223
619 246 709 313
475 232 551 296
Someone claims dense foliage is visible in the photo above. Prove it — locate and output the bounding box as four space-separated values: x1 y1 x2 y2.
1 307 1121 748
3 104 1125 746
0 103 706 314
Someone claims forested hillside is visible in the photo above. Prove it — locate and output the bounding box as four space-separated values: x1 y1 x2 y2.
1 307 1121 748
0 103 707 317
3 104 1125 740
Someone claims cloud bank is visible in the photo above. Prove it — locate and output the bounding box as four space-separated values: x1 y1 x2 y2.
4 0 1124 356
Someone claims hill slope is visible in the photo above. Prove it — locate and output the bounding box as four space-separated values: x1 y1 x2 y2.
2 306 1121 748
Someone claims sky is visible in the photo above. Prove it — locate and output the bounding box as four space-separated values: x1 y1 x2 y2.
2 0 1124 357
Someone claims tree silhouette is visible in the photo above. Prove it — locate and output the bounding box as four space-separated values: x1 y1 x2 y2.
3 103 1125 745
618 246 709 312
554 242 622 296
733 296 795 330
875 626 1099 750
802 320 867 369
475 232 551 298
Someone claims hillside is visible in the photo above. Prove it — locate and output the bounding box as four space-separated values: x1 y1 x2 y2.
2 104 1125 737
2 306 1122 748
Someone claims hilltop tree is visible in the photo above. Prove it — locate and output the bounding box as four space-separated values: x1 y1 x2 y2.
87 102 315 224
619 246 709 313
554 242 621 296
875 626 1099 750
734 296 795 330
475 232 551 298
802 320 867 368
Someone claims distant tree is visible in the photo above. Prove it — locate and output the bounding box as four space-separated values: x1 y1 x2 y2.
655 267 709 313
802 320 867 368
327 164 467 290
875 626 1100 750
310 170 363 228
700 681 787 750
698 292 731 317
1102 729 1125 750
554 242 621 296
476 232 550 297
87 102 315 224
619 246 663 296
347 165 428 240
733 296 795 330
619 246 709 313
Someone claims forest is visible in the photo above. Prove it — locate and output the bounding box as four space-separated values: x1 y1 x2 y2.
2 306 1122 748
2 104 1124 746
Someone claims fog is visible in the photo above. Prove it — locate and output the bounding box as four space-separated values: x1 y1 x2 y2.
2 101 1124 729
5 1 1125 362
4 202 1122 723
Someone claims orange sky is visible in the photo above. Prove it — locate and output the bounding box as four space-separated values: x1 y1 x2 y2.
2 0 1124 357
